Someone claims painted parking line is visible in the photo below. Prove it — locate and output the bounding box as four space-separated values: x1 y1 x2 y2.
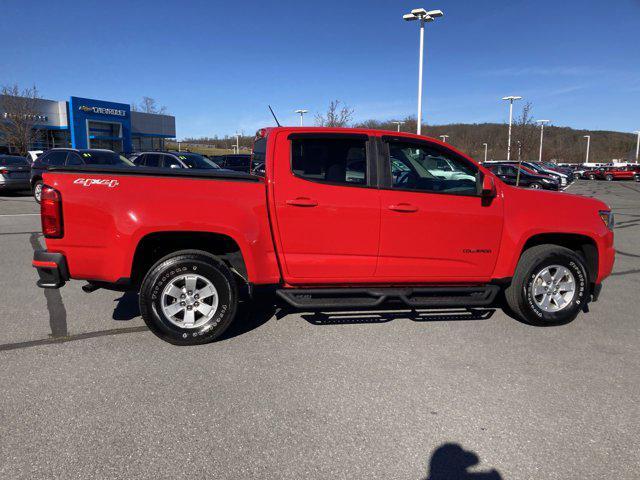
0 213 40 217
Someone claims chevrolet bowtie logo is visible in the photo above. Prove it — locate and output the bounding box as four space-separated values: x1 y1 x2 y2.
79 105 92 112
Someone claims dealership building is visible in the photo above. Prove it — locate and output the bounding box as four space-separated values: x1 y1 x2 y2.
0 95 176 153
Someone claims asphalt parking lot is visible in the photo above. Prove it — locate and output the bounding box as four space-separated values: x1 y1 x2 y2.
1 181 639 479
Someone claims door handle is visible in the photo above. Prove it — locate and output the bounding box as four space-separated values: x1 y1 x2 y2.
286 197 318 207
388 203 418 213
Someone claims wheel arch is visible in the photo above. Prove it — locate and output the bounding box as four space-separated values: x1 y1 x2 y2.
130 231 249 287
520 233 598 285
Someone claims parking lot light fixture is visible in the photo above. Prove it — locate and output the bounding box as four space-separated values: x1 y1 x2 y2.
483 142 488 163
502 95 522 161
403 8 444 136
537 119 550 162
634 130 640 163
392 121 404 132
439 134 449 143
295 109 308 126
584 135 591 163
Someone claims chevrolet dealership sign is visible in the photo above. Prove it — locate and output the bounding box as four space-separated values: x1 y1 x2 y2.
78 105 126 117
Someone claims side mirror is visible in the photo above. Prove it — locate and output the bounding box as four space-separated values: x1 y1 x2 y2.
481 175 497 199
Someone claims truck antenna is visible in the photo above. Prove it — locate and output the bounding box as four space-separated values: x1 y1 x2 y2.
268 105 281 127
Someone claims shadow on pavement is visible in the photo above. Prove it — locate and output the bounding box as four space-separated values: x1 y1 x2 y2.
423 443 502 480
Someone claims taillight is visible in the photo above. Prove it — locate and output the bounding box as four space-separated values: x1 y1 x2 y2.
0 169 8 175
41 186 63 238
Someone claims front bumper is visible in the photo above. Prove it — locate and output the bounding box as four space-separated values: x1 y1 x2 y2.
32 250 69 288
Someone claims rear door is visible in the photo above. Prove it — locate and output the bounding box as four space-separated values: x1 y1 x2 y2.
272 133 380 281
376 137 503 281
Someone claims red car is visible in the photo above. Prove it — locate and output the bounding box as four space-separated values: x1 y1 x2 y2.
32 127 615 345
598 166 639 181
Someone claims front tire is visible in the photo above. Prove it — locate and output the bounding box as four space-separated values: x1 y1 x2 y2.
505 245 588 326
588 174 596 180
139 251 238 345
605 174 613 181
529 182 542 189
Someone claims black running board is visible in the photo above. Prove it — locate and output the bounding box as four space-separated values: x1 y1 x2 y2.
276 285 500 310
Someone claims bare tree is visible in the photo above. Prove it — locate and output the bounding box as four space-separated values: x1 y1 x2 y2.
315 100 354 127
0 84 43 155
512 102 537 160
137 96 167 114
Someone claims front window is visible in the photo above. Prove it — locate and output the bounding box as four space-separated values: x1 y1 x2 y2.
387 141 478 195
291 137 367 186
175 153 219 169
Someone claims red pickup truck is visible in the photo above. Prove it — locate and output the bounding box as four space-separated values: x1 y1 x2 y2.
33 127 615 345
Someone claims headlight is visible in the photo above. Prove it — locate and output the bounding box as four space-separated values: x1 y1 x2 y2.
599 210 614 230
542 178 554 183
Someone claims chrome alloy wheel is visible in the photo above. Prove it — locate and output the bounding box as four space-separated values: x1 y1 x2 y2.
531 265 576 312
161 274 218 329
34 183 43 202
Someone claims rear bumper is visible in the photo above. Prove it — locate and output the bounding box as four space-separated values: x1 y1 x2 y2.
32 250 69 288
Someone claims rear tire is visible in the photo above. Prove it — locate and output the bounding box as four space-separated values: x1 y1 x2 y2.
33 180 43 203
529 182 541 189
139 250 238 345
605 174 613 181
588 174 596 180
505 244 588 326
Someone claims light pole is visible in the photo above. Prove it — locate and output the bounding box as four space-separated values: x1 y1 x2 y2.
584 135 591 164
439 134 449 143
537 119 550 162
634 130 640 163
235 132 240 154
403 8 444 136
502 95 522 160
483 143 488 163
392 121 404 132
294 109 308 126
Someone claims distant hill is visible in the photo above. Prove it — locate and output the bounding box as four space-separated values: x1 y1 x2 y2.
354 118 638 164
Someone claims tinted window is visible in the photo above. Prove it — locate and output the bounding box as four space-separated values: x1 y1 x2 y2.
163 155 183 168
66 153 83 166
388 141 478 195
175 153 219 169
144 154 161 167
291 137 367 186
79 151 133 166
252 138 267 176
41 151 68 166
0 156 29 166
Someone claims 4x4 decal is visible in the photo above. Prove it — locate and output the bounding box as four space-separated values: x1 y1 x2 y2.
73 178 120 188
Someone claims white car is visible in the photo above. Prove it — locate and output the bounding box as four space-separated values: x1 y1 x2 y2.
26 150 43 164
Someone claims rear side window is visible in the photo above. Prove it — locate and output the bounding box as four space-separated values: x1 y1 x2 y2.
144 154 161 167
163 155 182 168
66 153 83 166
41 151 68 166
291 137 367 186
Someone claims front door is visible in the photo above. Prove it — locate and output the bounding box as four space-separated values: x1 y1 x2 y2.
376 138 503 281
272 133 380 282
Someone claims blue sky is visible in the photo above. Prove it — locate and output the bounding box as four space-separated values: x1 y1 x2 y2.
1 0 639 139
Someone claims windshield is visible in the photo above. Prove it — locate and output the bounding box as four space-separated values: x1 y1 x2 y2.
0 156 29 166
176 154 220 169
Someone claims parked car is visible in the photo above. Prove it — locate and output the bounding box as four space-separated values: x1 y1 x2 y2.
31 127 615 345
584 168 606 180
214 154 251 172
486 163 560 190
0 155 31 193
26 150 44 164
132 151 222 170
634 172 640 182
31 148 134 202
598 166 638 181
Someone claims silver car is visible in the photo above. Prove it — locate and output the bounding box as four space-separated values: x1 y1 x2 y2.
0 155 31 192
